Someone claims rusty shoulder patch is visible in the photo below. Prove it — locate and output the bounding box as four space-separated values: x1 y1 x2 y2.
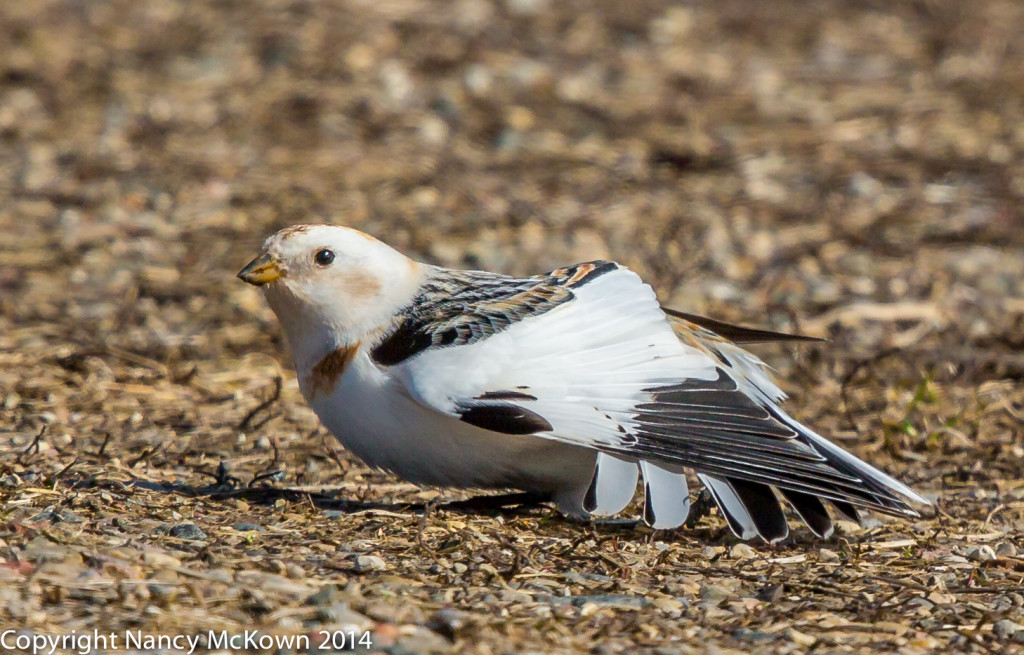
306 342 360 398
548 260 619 288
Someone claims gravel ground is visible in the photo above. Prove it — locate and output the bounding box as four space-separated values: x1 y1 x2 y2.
2 1 1024 653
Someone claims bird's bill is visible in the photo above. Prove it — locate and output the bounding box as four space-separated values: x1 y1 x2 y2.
237 253 283 286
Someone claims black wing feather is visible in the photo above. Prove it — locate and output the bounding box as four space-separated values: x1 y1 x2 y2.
663 308 825 344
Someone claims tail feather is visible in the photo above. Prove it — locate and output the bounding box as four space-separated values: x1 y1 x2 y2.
778 488 833 539
698 475 758 540
726 478 790 543
640 461 690 529
829 499 861 523
584 453 638 516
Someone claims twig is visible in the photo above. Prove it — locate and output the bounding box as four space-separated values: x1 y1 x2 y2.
171 364 199 385
949 584 1024 594
237 376 282 432
95 432 111 458
247 411 280 433
127 446 159 468
16 425 46 464
195 461 241 488
48 458 80 487
862 574 933 594
324 443 349 474
103 346 169 376
249 470 285 486
250 438 283 487
417 497 440 558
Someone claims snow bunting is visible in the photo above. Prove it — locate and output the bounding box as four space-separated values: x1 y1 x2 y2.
239 224 927 541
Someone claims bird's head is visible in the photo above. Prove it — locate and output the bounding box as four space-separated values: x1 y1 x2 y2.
238 224 425 358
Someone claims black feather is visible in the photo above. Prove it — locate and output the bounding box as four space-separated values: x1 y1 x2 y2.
456 401 552 435
779 488 834 539
663 308 825 343
829 500 861 523
727 478 789 542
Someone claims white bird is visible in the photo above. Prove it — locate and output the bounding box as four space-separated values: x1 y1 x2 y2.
238 224 927 542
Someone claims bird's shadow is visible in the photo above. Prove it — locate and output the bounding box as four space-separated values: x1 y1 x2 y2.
70 476 560 518
67 477 735 540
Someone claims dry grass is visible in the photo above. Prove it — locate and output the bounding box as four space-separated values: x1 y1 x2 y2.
2 0 1024 652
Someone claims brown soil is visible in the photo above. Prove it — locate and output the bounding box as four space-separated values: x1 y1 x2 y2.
2 1 1023 653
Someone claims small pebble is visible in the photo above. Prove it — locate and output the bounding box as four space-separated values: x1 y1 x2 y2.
965 545 996 562
818 548 841 562
786 628 817 647
168 523 207 540
306 585 343 606
835 520 862 534
354 555 387 572
426 608 467 640
569 594 646 609
699 584 735 603
30 507 84 524
756 584 784 603
232 522 264 532
994 541 1017 557
141 551 182 568
147 584 175 603
993 619 1024 640
729 543 757 559
734 627 777 642
702 546 725 559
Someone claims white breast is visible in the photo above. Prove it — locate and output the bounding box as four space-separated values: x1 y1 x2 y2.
302 352 596 495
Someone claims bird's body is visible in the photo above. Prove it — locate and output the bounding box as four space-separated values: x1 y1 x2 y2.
240 224 927 541
304 346 598 501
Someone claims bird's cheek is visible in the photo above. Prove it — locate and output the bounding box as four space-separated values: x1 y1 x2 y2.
337 271 384 302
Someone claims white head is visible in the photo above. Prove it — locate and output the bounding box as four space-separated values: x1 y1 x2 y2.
238 224 425 365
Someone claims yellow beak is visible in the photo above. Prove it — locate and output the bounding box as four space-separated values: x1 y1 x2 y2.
237 253 284 286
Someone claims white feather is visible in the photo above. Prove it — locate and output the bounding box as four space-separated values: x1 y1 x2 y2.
698 474 758 540
586 453 639 516
399 267 720 450
640 461 691 529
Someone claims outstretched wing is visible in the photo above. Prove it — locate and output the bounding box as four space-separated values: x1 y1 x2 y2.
372 262 925 541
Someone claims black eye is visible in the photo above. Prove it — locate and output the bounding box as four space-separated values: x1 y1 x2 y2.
313 249 335 267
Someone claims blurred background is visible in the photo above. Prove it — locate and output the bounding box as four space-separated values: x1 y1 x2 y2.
2 0 1023 651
